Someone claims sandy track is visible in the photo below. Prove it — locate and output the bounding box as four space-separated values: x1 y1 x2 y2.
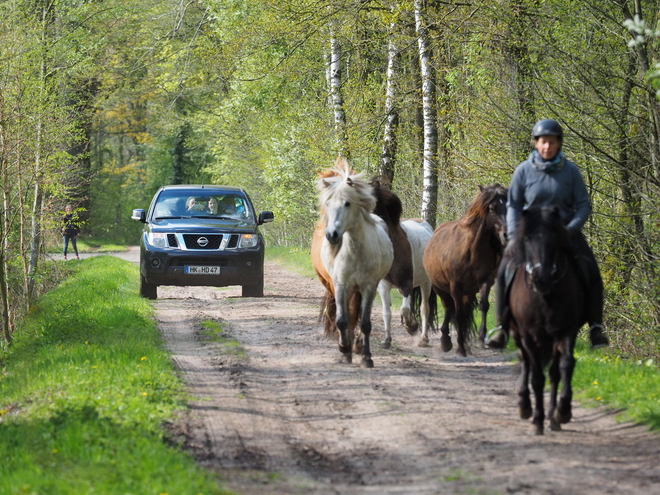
154 259 660 495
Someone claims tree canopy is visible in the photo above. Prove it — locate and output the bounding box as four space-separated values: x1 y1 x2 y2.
1 0 659 358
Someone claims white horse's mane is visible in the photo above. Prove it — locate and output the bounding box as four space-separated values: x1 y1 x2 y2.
317 161 376 214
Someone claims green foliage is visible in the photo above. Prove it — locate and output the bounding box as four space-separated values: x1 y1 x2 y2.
0 256 227 494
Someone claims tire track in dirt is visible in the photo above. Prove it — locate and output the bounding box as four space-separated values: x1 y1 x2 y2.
155 260 660 495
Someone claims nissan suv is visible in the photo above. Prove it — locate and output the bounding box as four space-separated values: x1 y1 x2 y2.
132 185 274 299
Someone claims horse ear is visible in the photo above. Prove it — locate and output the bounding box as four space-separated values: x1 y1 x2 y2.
346 177 353 186
478 185 484 192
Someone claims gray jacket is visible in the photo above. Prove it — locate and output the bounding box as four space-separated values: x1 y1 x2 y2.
506 153 591 237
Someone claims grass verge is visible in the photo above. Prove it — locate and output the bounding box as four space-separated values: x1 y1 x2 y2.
269 245 660 432
0 256 229 495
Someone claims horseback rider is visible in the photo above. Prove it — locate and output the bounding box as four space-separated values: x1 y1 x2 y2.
486 119 609 350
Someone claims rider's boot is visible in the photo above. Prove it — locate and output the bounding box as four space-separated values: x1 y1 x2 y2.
589 323 609 349
485 276 509 349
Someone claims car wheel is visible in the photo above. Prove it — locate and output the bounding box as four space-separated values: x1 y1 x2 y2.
241 275 264 297
140 274 157 299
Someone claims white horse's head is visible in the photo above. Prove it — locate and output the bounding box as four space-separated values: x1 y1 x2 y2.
318 160 376 246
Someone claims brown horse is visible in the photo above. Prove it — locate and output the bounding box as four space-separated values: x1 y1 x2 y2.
422 184 508 357
506 207 585 435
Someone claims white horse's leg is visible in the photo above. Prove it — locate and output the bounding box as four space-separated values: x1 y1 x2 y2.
400 289 417 334
417 281 432 347
334 285 352 363
359 285 377 368
378 279 393 349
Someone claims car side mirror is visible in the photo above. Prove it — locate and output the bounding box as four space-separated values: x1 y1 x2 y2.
131 209 146 223
258 211 274 225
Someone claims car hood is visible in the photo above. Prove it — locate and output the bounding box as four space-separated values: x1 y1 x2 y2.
148 217 258 233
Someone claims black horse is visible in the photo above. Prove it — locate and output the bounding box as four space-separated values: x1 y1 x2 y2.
506 206 586 435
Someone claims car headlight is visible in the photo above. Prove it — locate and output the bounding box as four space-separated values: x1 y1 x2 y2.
147 232 168 248
239 234 258 248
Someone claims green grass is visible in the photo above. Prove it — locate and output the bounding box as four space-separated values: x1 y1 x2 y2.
0 256 230 495
573 349 659 430
268 245 660 432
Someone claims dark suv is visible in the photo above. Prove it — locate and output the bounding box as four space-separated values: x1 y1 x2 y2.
132 185 274 299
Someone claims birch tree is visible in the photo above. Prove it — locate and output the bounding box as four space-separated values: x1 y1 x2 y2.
380 11 400 187
415 0 438 227
329 20 350 160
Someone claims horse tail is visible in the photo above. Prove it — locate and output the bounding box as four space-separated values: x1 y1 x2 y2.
410 286 439 333
410 286 422 326
427 290 439 333
321 289 360 344
321 290 338 339
452 294 478 341
466 295 478 340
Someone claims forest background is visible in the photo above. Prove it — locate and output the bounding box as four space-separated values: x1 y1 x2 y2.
0 0 659 360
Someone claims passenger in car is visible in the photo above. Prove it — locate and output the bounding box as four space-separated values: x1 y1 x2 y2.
218 196 237 217
207 197 218 215
186 196 205 213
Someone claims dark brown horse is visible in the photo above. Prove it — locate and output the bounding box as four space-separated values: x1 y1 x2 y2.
422 184 508 357
506 207 585 435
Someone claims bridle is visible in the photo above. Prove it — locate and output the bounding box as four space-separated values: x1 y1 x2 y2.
524 248 567 293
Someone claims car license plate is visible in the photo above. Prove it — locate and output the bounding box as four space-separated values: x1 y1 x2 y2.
184 265 220 275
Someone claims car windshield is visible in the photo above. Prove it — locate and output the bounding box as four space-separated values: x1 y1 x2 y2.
153 190 253 221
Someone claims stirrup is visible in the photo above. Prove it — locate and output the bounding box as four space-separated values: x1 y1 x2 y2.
485 325 508 349
486 325 503 340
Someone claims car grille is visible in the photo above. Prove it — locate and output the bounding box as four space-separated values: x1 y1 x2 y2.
168 233 242 250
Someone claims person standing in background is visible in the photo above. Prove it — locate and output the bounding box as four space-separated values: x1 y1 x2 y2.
62 204 80 260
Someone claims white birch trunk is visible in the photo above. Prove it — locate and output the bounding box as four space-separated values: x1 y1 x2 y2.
415 0 438 227
27 1 48 301
329 23 349 159
380 31 399 187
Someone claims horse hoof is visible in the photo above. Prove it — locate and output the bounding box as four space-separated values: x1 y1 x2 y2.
554 409 572 424
380 340 391 349
530 424 544 436
455 347 467 358
404 321 419 336
417 337 429 348
477 337 486 348
549 418 562 431
440 337 453 352
518 406 532 420
339 353 352 364
361 357 374 368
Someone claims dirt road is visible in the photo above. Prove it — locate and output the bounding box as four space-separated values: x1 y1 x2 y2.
150 257 659 495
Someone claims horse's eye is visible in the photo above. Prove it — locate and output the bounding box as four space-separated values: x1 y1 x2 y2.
344 201 351 207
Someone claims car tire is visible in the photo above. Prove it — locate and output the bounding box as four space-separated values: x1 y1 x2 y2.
241 276 264 297
140 274 157 299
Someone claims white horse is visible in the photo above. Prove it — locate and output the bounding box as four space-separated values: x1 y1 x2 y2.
317 160 394 368
378 218 435 348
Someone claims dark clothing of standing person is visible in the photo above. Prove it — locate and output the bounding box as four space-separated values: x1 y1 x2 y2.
62 205 80 260
486 119 609 350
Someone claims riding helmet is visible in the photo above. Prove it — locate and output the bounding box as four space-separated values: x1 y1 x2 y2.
532 119 563 139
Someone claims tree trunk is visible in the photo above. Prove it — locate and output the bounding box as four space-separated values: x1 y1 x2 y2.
329 22 350 160
379 28 400 187
27 1 49 302
415 0 438 227
505 0 537 159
